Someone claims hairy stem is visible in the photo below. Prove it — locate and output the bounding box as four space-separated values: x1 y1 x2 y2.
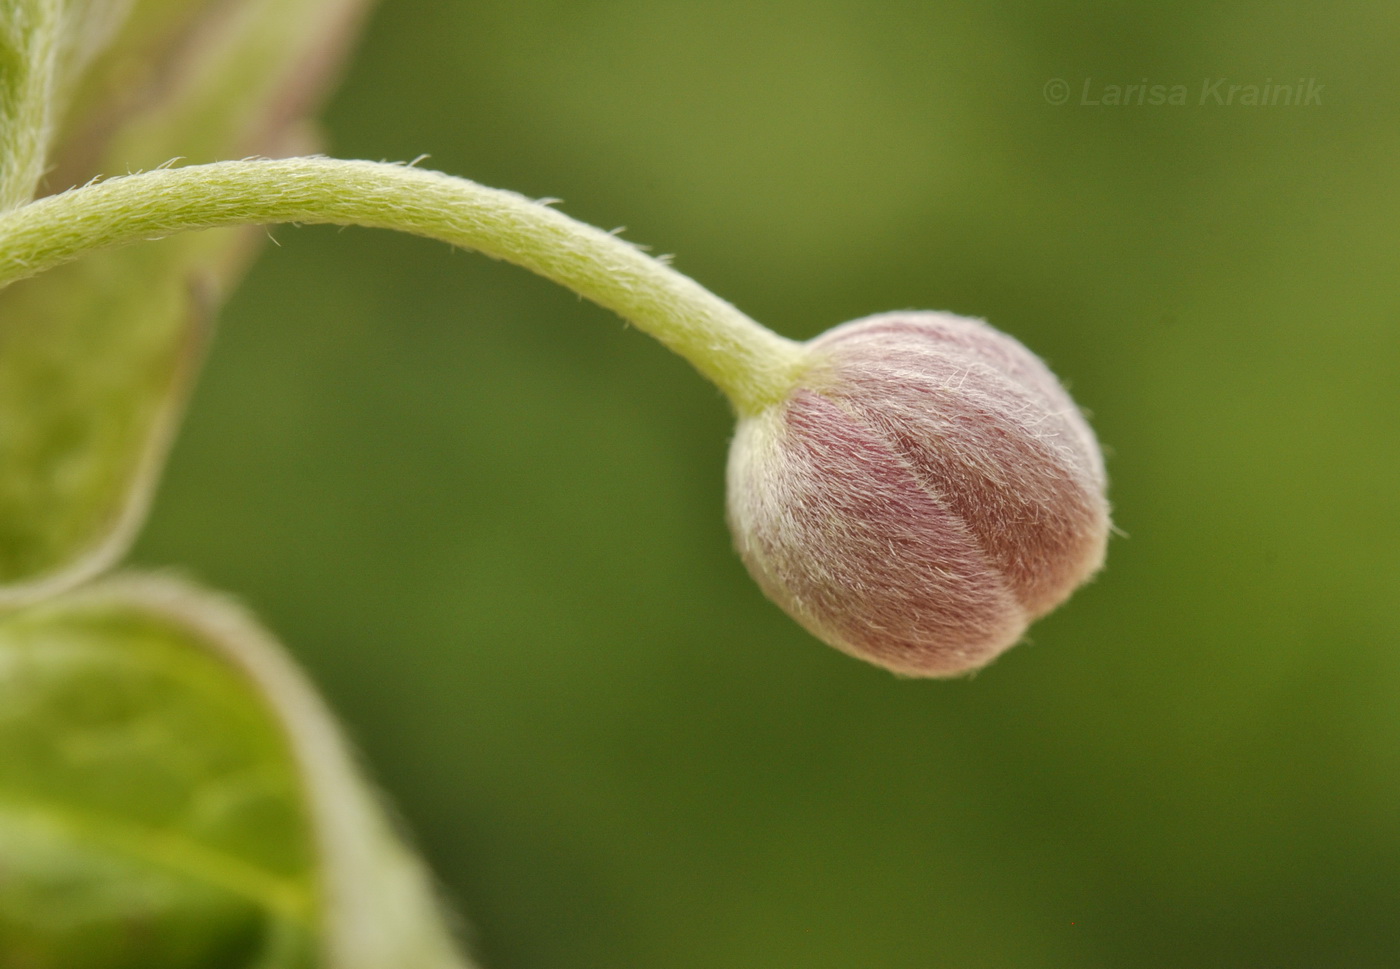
0 156 807 414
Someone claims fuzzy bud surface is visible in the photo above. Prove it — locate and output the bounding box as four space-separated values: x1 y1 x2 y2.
726 311 1110 677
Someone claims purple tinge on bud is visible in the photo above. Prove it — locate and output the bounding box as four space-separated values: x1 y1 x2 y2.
726 311 1110 677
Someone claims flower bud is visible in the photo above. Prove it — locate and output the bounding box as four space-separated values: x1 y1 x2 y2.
726 311 1110 677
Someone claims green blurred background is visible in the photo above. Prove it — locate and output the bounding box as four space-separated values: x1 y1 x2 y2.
132 1 1400 966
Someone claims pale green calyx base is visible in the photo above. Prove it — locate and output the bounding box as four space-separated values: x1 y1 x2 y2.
0 157 809 416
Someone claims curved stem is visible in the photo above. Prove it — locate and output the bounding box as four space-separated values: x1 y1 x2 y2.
0 157 807 414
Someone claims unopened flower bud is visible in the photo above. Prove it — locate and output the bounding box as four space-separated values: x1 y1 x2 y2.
726 311 1110 677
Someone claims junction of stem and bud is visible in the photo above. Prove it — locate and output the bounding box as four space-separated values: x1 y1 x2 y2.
727 311 1110 677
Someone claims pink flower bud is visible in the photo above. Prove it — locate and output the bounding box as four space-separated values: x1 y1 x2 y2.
726 311 1110 677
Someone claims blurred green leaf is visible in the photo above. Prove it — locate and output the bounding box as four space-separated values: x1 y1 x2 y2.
0 577 318 969
0 0 374 606
0 573 471 969
0 0 61 209
0 0 136 208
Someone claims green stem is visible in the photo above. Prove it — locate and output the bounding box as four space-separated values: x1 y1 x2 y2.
0 157 807 415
